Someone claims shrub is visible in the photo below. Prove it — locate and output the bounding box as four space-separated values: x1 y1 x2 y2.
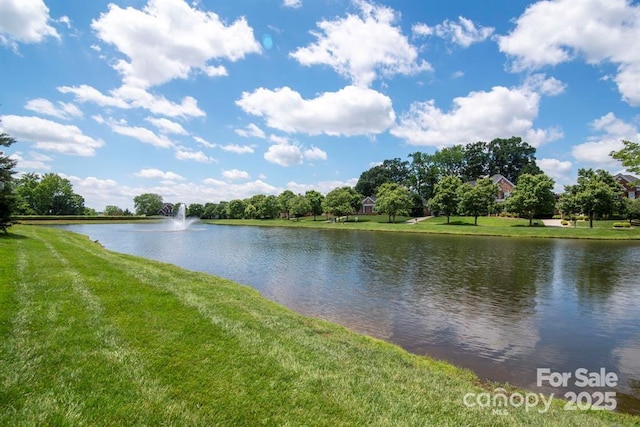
552 214 562 219
561 219 568 226
612 222 631 228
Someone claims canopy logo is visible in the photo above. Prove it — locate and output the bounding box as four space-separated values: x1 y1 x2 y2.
463 368 618 415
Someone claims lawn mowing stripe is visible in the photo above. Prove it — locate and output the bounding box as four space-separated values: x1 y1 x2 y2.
26 226 206 426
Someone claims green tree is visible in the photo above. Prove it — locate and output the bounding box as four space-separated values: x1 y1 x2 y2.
428 176 463 223
374 183 412 223
407 152 440 202
244 203 257 219
104 205 124 216
16 173 85 215
290 194 311 218
277 190 296 219
187 203 205 218
226 199 246 219
134 193 163 216
562 169 623 228
504 174 555 226
458 178 498 225
488 137 541 183
323 186 362 222
305 190 325 220
0 127 17 232
355 158 410 197
434 145 465 177
626 198 640 225
215 201 229 219
462 141 490 181
610 140 640 173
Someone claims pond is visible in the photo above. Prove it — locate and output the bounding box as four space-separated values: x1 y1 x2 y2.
57 222 640 413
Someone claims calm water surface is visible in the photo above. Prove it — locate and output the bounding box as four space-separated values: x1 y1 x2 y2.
58 223 640 413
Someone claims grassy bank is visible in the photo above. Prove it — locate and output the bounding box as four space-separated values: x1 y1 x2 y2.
0 225 635 426
204 215 640 240
14 215 162 225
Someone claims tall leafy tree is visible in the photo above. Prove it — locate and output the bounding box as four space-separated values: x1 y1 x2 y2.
504 174 555 226
462 141 490 181
488 137 541 183
434 145 465 177
0 127 17 231
290 194 311 218
374 182 412 223
226 199 246 219
322 186 362 222
562 169 623 228
457 178 498 225
187 203 205 218
104 205 124 216
355 158 409 197
305 190 325 220
277 190 296 219
407 152 440 202
134 193 164 216
428 176 462 223
610 140 640 173
15 173 85 215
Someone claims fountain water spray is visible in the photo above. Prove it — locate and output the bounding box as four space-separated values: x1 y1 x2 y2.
170 203 198 231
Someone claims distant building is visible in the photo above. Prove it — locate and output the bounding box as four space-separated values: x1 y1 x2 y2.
614 173 639 199
360 196 376 214
468 174 515 203
159 203 174 216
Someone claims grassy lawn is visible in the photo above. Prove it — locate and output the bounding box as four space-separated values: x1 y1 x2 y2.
205 215 640 240
0 225 636 426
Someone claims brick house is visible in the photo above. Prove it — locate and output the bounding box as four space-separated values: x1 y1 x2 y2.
614 173 639 199
360 196 376 214
468 174 515 203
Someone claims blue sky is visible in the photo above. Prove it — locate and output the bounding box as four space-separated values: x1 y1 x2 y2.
1 0 639 210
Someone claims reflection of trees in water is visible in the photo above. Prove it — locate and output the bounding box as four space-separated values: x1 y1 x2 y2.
566 242 638 302
408 236 555 320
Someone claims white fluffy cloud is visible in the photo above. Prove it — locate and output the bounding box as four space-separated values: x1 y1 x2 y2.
91 0 260 88
24 98 83 120
145 117 188 135
264 142 304 167
220 144 255 154
0 0 59 48
202 178 280 200
286 178 358 195
174 147 217 163
498 0 640 106
110 123 174 148
135 168 185 181
290 0 431 86
391 78 564 147
283 0 302 8
571 113 640 167
58 84 206 118
222 169 250 180
0 115 103 156
237 85 395 136
538 158 573 185
433 17 494 47
235 123 266 139
303 146 327 161
9 151 52 170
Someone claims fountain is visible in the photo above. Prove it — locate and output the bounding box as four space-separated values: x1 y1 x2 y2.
170 203 198 231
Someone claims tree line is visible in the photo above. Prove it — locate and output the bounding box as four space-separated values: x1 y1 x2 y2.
2 122 640 231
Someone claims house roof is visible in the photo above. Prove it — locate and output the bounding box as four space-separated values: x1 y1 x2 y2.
362 196 376 203
468 173 515 187
491 174 515 187
614 173 639 183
